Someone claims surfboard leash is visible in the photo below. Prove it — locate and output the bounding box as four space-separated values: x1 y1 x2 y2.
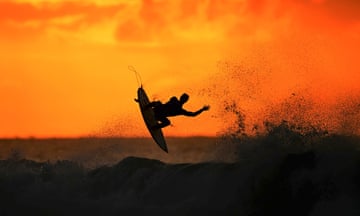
128 65 143 88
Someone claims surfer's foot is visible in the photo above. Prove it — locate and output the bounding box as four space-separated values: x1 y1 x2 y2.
152 123 167 130
151 124 161 130
151 120 170 130
145 104 153 109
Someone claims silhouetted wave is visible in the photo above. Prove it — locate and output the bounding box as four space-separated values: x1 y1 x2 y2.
0 124 359 215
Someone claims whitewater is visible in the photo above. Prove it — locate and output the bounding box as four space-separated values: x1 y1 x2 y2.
0 123 359 215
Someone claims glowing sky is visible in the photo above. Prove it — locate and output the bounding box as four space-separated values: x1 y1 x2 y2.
1 0 359 137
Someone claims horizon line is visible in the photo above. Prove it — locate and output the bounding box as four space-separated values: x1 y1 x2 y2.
0 135 218 140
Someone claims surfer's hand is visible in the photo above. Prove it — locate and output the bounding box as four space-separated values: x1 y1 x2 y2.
202 105 210 111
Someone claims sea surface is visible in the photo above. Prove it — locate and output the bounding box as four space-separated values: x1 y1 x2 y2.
0 124 359 215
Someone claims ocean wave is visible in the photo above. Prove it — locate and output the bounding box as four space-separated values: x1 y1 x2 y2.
0 132 359 216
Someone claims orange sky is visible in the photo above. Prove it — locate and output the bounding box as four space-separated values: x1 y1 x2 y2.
0 0 359 138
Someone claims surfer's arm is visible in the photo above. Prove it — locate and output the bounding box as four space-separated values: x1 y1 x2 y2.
181 105 210 117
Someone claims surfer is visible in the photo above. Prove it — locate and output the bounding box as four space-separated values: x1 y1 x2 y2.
146 93 210 129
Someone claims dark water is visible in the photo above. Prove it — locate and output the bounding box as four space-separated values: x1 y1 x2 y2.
0 124 359 215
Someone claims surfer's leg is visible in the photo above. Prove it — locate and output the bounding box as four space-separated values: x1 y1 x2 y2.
153 117 170 129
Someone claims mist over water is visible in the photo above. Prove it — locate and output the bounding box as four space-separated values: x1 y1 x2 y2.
1 119 359 215
1 58 360 215
2 54 360 215
203 58 360 137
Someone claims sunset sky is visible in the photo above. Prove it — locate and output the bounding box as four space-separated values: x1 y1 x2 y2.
1 0 359 138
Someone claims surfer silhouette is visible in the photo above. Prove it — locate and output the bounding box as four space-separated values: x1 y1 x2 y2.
145 93 210 129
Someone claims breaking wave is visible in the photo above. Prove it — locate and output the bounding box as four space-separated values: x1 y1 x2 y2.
0 122 359 215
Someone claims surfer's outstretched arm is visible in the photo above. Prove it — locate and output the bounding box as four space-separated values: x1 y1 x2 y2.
181 105 210 117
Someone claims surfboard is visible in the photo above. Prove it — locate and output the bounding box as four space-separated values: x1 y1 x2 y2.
137 87 168 153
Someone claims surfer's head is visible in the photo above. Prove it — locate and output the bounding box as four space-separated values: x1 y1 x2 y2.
180 93 189 104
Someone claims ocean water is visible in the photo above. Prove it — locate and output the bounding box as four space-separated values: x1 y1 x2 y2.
0 123 359 215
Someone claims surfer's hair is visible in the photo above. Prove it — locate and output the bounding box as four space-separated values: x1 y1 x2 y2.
180 93 189 103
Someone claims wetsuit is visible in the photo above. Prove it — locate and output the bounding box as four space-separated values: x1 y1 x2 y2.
148 97 204 129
